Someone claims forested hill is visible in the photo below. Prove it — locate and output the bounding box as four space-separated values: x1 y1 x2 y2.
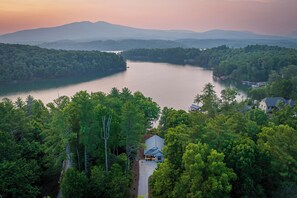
121 45 297 82
0 43 126 82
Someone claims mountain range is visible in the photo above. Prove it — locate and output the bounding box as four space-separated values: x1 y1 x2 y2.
0 21 289 44
0 21 297 50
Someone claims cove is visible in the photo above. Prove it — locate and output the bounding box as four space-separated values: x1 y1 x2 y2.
0 61 246 110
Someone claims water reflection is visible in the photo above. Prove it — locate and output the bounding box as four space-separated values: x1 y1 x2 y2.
0 71 124 96
0 61 246 110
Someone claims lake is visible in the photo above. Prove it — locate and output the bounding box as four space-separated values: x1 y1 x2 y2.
0 61 246 110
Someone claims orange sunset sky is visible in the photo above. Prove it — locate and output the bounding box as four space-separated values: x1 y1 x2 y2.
0 0 297 35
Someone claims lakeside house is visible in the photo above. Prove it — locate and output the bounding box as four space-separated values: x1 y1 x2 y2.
259 97 295 113
189 104 202 112
144 135 164 162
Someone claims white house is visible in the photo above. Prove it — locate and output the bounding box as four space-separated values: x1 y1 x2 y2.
259 97 294 113
144 135 164 162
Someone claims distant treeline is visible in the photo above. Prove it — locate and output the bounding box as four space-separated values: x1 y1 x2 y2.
0 43 126 82
38 39 184 51
121 45 297 82
37 39 297 51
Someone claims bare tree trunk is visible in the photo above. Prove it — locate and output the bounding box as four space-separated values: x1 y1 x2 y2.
104 139 108 175
101 115 112 175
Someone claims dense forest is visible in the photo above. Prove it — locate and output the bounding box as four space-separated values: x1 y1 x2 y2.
1 44 297 197
248 64 297 100
38 39 184 51
150 83 297 198
0 88 160 197
121 45 297 82
0 43 126 82
1 84 296 197
38 38 297 51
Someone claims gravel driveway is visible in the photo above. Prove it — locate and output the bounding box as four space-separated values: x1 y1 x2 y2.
138 160 157 198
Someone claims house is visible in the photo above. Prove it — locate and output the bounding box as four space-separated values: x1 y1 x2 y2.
144 135 164 162
189 104 202 112
259 97 295 113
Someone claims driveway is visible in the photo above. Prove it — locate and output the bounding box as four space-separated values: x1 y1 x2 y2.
138 160 158 198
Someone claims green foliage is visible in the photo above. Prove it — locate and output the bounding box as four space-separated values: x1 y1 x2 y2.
0 88 159 197
257 125 297 183
271 105 297 130
0 97 46 197
176 143 236 198
151 84 297 198
107 163 130 198
61 168 89 198
120 101 146 148
220 88 238 112
122 45 297 82
159 107 190 136
88 163 129 198
195 83 219 117
0 43 126 82
43 96 73 169
150 160 177 198
164 125 192 169
89 166 107 197
1 80 296 198
0 131 41 198
248 63 297 100
0 159 40 198
247 87 268 101
122 46 231 68
202 114 239 150
223 138 264 197
133 91 160 128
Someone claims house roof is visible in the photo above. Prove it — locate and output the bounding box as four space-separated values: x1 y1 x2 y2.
189 104 201 111
144 147 163 156
144 135 164 156
262 97 295 107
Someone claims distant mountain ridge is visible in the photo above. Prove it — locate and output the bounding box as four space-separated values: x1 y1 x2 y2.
0 21 287 44
289 31 297 38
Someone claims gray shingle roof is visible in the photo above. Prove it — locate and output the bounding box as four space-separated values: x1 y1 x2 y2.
144 135 164 156
263 97 295 107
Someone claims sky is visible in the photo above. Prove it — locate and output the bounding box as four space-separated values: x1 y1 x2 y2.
0 0 297 35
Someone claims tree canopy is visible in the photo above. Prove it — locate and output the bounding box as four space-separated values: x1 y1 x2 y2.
0 43 126 82
150 83 297 198
122 45 297 82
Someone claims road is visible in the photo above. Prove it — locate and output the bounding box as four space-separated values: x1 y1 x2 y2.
138 160 158 198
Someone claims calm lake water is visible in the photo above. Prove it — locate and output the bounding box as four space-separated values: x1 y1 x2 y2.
0 61 246 110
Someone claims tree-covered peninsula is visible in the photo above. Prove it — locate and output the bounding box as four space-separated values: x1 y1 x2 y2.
0 43 126 82
121 45 297 82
